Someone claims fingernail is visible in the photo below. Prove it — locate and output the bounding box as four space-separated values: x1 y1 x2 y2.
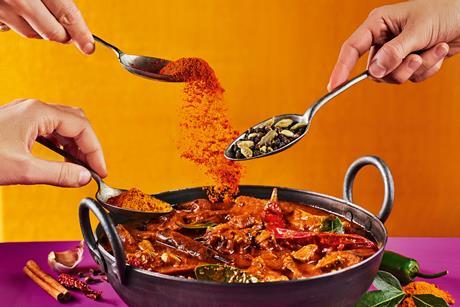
327 81 332 92
79 170 91 185
369 59 386 78
435 44 448 57
82 42 95 54
408 58 421 70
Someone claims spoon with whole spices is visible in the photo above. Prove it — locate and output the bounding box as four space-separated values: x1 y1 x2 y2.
225 71 368 161
93 35 183 82
36 136 173 219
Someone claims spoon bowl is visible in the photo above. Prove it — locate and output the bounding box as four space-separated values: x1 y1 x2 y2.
225 71 369 161
36 136 173 220
93 35 180 82
224 114 308 161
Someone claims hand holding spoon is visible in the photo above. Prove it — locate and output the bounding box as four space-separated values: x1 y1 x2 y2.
224 71 369 161
36 136 172 219
93 35 180 82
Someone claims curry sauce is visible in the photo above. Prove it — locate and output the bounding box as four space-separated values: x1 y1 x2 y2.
108 188 378 282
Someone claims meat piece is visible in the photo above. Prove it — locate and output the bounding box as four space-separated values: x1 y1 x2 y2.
282 255 303 279
315 251 361 272
245 257 289 282
203 226 258 255
116 225 138 253
291 244 318 262
287 209 327 232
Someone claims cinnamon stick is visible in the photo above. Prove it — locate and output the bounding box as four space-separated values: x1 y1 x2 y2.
23 260 71 302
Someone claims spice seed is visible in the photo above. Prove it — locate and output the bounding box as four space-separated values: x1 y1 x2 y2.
258 117 275 128
237 141 255 149
258 130 278 146
240 146 253 158
290 122 307 131
247 133 259 139
274 119 293 128
280 130 295 137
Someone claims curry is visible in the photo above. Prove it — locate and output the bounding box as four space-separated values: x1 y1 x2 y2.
108 188 378 282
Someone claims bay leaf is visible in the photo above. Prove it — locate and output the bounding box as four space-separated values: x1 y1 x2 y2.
413 294 449 307
195 264 258 283
373 271 403 291
355 290 405 307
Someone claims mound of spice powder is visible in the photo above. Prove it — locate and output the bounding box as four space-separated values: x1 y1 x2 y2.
160 58 242 202
107 188 172 212
400 281 455 306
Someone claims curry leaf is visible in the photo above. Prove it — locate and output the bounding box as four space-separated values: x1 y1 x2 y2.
373 271 403 292
355 290 405 307
321 216 344 233
413 294 449 307
195 264 258 283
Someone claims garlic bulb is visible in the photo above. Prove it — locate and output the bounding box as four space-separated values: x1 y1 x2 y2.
48 241 84 273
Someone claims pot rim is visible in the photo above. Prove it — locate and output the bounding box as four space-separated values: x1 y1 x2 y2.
95 184 388 287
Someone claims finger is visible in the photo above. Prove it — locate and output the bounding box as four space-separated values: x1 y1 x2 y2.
26 157 91 187
379 54 422 84
0 98 28 110
52 104 86 118
42 0 94 54
48 107 107 177
0 5 40 38
10 0 69 42
411 43 449 80
368 27 424 79
410 58 444 83
328 23 374 91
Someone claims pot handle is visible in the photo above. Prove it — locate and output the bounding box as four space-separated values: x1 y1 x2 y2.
79 197 126 284
343 156 394 223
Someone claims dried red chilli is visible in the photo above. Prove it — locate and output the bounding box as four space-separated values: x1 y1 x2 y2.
261 189 377 250
272 228 377 249
58 273 102 300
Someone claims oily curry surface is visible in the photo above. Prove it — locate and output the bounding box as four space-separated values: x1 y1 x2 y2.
107 189 378 282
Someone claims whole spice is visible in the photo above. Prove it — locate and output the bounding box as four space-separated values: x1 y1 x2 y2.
380 251 448 285
160 58 242 202
23 260 71 302
58 273 102 300
229 117 308 159
401 281 454 306
107 188 172 213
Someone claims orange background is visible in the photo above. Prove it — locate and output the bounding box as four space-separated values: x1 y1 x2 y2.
1 0 459 241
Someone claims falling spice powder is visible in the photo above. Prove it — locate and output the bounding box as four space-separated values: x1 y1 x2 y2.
160 58 242 202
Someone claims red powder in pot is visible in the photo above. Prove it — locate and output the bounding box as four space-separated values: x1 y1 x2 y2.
160 58 242 202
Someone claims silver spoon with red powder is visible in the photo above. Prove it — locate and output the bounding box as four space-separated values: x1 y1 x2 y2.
93 35 182 82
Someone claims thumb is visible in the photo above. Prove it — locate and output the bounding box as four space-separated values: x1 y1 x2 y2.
368 28 422 78
28 158 92 187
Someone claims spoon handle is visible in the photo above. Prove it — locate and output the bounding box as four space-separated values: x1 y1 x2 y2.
93 35 122 57
303 71 369 122
35 136 103 185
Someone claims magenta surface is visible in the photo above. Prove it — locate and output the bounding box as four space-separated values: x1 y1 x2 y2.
0 238 458 306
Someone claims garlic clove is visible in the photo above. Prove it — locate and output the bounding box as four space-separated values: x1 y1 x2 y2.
48 241 84 273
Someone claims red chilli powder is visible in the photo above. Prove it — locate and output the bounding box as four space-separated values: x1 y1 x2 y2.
160 58 242 202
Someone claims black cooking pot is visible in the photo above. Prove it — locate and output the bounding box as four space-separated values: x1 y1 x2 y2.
79 156 394 307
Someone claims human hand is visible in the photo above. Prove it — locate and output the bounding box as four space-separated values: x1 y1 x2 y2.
328 0 460 90
0 0 94 54
0 99 107 187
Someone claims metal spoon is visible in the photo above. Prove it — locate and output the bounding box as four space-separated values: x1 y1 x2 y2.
224 71 369 161
93 35 181 82
36 136 173 219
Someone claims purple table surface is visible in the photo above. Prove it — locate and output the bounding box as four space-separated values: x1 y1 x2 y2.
0 238 458 306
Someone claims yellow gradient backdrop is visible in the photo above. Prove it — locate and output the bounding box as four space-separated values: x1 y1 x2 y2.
1 0 460 241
